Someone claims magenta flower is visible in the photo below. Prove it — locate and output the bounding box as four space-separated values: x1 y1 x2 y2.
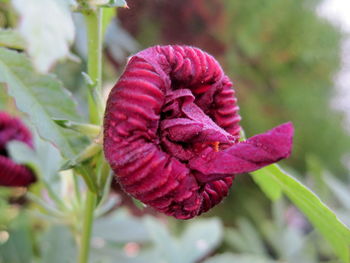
104 45 294 219
0 111 36 187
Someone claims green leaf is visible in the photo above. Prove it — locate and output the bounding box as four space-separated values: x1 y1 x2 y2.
54 119 101 138
225 218 266 255
7 141 39 174
252 164 350 263
12 0 75 73
7 133 62 182
143 217 180 263
203 253 279 263
0 47 79 159
91 247 159 263
102 7 116 37
144 217 223 263
0 215 33 263
0 84 6 109
40 225 77 263
180 218 223 263
93 210 150 243
0 29 25 50
252 168 282 201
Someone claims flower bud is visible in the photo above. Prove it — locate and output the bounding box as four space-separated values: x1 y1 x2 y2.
103 45 293 219
0 111 36 187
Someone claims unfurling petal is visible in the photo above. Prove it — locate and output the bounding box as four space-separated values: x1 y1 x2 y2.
189 122 294 183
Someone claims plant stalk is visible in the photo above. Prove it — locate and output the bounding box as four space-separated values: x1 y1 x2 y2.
78 7 104 263
84 8 104 125
78 190 97 263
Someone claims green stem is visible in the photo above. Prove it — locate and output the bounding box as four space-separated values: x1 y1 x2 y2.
84 8 104 125
78 190 97 263
73 172 82 206
76 166 98 193
77 7 104 263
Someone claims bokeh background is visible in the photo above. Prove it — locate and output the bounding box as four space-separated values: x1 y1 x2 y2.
1 0 350 262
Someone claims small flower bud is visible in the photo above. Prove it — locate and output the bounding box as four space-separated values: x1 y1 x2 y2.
0 111 36 187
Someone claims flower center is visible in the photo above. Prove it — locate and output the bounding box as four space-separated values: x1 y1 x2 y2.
159 86 234 163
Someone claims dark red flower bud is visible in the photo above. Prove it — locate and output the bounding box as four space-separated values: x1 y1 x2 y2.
0 111 36 187
103 45 294 219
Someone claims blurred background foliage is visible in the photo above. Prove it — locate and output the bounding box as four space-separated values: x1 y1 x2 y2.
1 0 350 262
